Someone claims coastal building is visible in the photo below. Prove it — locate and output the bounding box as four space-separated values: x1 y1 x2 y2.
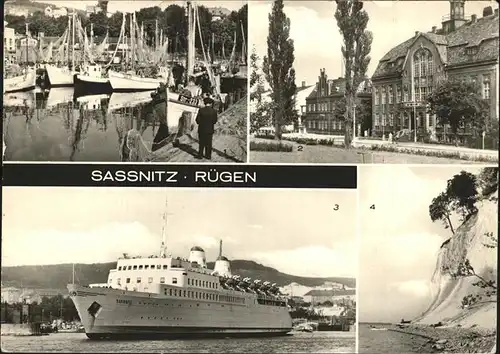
44 6 68 18
304 69 372 135
4 21 17 64
303 289 356 305
371 1 499 143
1 287 22 304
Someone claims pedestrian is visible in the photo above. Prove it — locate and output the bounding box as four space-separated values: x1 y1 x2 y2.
195 97 218 160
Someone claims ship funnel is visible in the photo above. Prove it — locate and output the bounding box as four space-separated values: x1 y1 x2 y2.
214 239 232 277
189 246 206 268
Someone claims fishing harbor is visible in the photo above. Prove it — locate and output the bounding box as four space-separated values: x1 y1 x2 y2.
3 1 248 162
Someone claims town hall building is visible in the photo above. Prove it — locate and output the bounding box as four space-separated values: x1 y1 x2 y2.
371 1 499 143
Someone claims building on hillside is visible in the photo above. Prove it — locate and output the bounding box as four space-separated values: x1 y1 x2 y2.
4 21 17 64
304 69 372 135
303 289 356 305
371 1 499 143
44 6 68 18
19 288 67 304
86 5 102 15
4 5 30 17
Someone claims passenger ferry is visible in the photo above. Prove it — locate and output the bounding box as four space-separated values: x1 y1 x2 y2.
68 208 293 339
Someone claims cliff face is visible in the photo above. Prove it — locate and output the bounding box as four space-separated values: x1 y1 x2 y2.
416 191 498 330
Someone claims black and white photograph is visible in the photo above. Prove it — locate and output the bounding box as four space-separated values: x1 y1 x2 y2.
358 165 498 353
1 187 357 352
3 0 248 162
249 0 498 164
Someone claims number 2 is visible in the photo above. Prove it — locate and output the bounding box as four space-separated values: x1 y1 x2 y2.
297 145 303 151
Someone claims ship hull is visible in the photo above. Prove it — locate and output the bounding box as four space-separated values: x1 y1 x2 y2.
151 93 200 133
4 70 36 93
108 70 164 92
74 74 112 96
68 284 292 340
45 65 74 87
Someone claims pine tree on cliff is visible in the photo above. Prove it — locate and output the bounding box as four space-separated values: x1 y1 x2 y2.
334 0 372 148
263 0 297 140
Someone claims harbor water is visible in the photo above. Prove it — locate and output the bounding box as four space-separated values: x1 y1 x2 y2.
1 331 355 353
358 324 429 353
3 89 161 162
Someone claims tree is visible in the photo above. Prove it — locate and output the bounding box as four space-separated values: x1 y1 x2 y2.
426 80 489 146
478 167 499 196
250 46 271 133
262 0 296 140
97 0 109 14
429 192 456 234
334 0 372 147
446 171 479 218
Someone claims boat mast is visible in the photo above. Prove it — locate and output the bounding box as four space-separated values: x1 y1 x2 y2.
72 11 75 70
186 1 194 79
25 23 29 65
155 19 159 51
72 263 75 284
67 15 71 65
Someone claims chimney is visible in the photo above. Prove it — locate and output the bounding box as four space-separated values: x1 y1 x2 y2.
301 81 306 88
483 6 493 17
471 14 477 23
415 31 419 37
431 26 437 33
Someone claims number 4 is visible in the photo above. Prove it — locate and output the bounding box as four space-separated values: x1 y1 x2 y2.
370 204 375 210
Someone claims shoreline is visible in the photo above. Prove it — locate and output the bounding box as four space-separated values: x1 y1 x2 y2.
386 324 496 353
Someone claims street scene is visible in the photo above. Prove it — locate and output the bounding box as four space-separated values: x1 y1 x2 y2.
249 0 499 164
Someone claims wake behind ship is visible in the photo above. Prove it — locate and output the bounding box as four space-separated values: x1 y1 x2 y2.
68 236 292 339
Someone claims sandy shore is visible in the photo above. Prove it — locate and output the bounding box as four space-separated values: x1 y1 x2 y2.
388 324 496 353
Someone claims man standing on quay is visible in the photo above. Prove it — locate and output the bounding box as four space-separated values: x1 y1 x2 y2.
195 97 218 160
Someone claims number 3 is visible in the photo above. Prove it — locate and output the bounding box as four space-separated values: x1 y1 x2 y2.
333 204 339 211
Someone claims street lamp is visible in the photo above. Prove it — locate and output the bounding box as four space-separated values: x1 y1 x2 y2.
413 103 417 143
482 130 486 150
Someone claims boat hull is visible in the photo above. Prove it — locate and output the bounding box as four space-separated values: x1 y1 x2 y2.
74 74 112 96
45 65 74 87
108 70 164 92
151 92 201 133
4 70 36 93
68 284 292 340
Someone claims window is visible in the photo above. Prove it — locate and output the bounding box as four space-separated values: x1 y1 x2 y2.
374 88 380 105
139 265 143 270
133 265 137 270
173 277 178 284
150 264 154 269
381 87 386 104
126 278 131 284
148 277 153 283
145 265 149 269
183 290 186 297
137 277 141 283
396 85 401 103
160 277 165 284
127 266 132 270
388 86 393 104
117 278 121 285
174 289 177 296
389 113 394 126
169 289 172 296
163 265 168 270
157 265 161 269
118 266 122 271
413 48 433 103
187 279 190 285
403 86 409 102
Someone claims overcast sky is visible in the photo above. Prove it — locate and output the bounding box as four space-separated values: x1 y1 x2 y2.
250 0 498 85
2 188 357 278
35 0 246 13
358 165 487 323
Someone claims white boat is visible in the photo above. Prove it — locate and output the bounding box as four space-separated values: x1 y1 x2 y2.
76 94 110 110
68 206 293 339
3 69 36 93
108 70 165 92
45 65 74 87
74 63 111 94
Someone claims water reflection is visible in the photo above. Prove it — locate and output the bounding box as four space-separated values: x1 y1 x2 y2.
3 88 162 162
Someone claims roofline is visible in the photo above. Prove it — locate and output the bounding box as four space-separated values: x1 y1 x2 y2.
445 58 498 70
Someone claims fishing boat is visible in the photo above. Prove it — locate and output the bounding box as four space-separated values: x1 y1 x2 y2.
108 70 163 92
4 70 36 93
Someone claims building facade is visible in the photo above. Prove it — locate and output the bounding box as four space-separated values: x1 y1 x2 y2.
371 2 499 143
304 69 372 135
4 21 17 64
303 289 356 305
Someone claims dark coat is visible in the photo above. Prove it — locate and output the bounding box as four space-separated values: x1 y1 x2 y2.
196 106 218 135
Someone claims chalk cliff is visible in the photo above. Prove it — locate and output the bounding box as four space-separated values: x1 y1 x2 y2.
415 190 498 330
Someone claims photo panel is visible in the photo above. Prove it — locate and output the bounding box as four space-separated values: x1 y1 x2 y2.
2 187 357 352
3 1 248 163
358 165 498 353
248 0 498 164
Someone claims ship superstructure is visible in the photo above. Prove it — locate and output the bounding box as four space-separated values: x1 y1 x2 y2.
68 204 292 339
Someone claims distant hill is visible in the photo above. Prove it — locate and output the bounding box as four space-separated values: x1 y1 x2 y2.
1 260 356 291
